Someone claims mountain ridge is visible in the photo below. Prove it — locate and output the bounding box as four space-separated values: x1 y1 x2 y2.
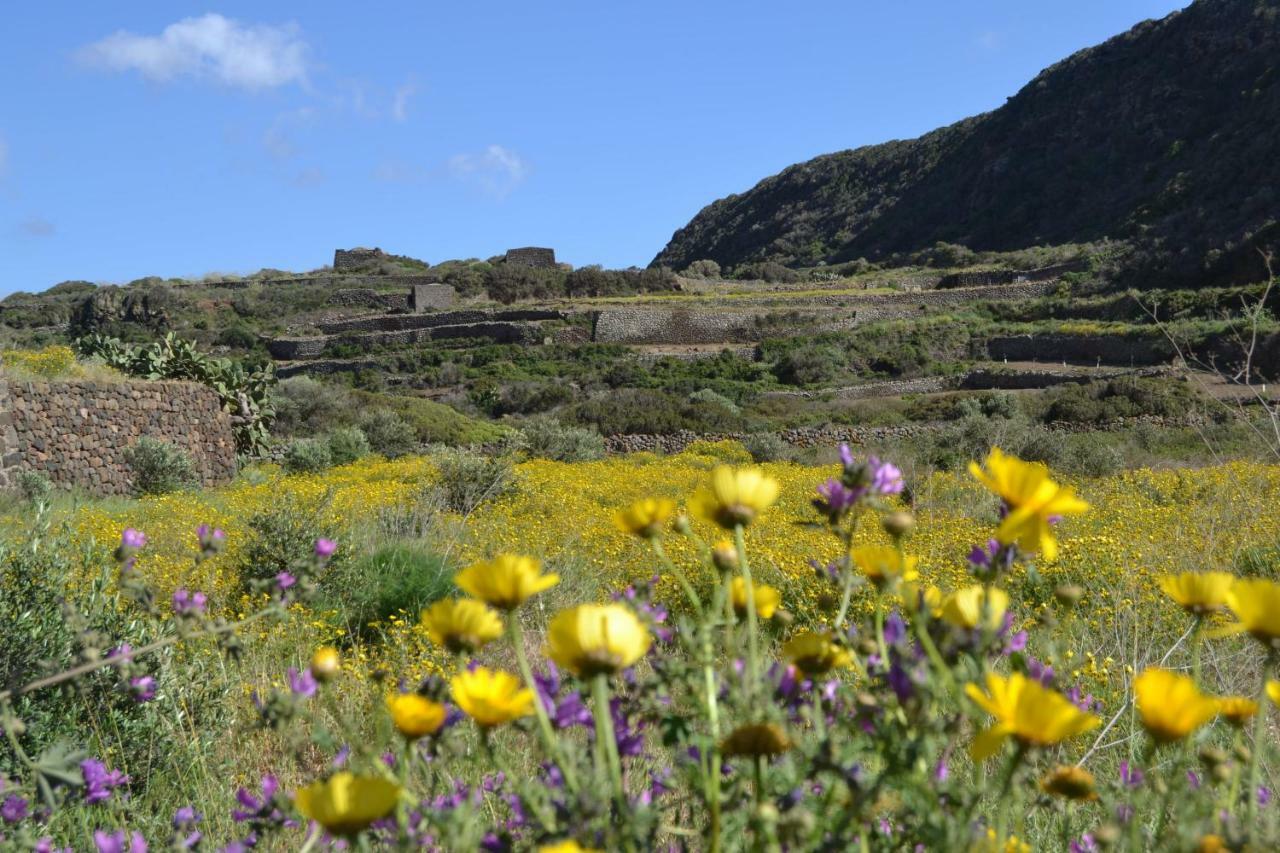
653 0 1280 285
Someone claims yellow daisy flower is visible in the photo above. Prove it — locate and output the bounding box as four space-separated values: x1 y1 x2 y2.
420 598 504 653
1159 572 1235 615
294 773 401 837
689 466 780 529
940 585 1011 631
546 604 652 677
965 672 1100 760
386 692 447 740
455 554 559 611
969 448 1089 561
451 667 535 728
852 545 919 590
1134 668 1220 743
782 631 853 675
730 577 781 619
614 497 676 538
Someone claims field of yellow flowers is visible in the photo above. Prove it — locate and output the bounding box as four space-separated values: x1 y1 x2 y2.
48 443 1280 698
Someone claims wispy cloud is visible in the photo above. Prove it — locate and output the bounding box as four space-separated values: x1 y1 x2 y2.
391 78 419 122
448 145 528 198
79 13 309 90
975 31 1002 51
18 217 56 238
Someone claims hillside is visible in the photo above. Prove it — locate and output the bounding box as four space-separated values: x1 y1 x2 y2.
654 0 1280 285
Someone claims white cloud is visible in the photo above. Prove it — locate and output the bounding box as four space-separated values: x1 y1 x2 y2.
18 217 55 238
80 14 308 90
391 79 418 122
448 145 527 198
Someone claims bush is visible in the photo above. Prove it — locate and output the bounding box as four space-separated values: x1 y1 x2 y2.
742 431 793 463
238 494 340 592
432 448 514 514
320 544 452 634
683 259 722 279
734 261 801 283
773 344 845 386
327 427 371 466
283 438 334 474
688 388 741 415
571 388 746 435
124 437 197 495
491 381 577 417
358 408 418 458
272 377 349 437
14 470 52 504
519 416 605 462
216 325 259 350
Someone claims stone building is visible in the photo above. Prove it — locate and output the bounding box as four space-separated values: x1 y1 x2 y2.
334 247 387 270
504 247 557 269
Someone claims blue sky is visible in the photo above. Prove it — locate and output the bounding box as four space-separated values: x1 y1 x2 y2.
0 1 1188 294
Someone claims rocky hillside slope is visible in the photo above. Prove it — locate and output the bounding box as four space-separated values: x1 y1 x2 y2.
654 0 1280 286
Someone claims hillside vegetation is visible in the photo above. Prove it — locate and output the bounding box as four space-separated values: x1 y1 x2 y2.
654 0 1280 287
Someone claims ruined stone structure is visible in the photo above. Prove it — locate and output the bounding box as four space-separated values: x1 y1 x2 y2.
334 247 388 270
410 284 458 313
504 247 557 268
0 379 237 495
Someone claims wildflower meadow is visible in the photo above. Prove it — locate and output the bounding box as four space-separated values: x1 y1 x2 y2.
2 444 1280 850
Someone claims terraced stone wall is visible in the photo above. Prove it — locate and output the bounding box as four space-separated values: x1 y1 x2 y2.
0 378 236 495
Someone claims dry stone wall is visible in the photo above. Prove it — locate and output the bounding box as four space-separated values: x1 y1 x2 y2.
591 281 1062 345
504 247 557 268
0 379 237 495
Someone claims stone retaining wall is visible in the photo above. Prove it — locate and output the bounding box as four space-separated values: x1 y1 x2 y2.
0 379 237 495
592 281 1062 345
986 334 1175 365
267 321 545 359
317 308 566 335
327 289 410 311
602 414 1198 455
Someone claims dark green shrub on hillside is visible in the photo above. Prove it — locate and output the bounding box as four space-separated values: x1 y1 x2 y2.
743 431 793 463
491 381 577 416
1041 378 1200 424
485 265 568 304
273 376 348 437
683 259 722 279
327 427 371 466
357 408 418 458
773 344 845 386
216 325 259 350
565 265 679 297
125 437 197 495
570 388 746 435
733 261 801 283
283 438 333 474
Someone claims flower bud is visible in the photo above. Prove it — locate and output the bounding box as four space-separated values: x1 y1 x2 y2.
711 541 739 573
311 647 341 683
1198 746 1227 770
673 515 693 536
882 511 915 539
1093 824 1122 848
1234 744 1252 764
1212 763 1232 784
1054 585 1085 607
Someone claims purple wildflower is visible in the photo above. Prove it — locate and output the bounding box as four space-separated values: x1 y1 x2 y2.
1261 786 1273 807
171 588 208 616
81 758 129 805
1119 761 1144 789
287 667 317 699
232 775 280 823
120 529 147 550
92 830 146 853
314 538 337 559
1070 834 1098 853
817 478 862 514
867 456 904 495
1026 657 1055 685
275 571 296 591
1 794 28 823
108 644 134 662
933 761 949 783
129 675 156 703
839 444 856 468
883 611 906 645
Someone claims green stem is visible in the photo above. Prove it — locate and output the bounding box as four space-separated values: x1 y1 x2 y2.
592 674 625 804
509 617 578 792
1247 656 1273 833
753 754 765 808
702 627 723 853
833 568 856 630
653 538 702 611
734 525 761 696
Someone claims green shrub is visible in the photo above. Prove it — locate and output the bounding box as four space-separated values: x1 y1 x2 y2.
273 377 350 437
358 408 418 458
350 391 507 446
519 416 605 462
216 325 259 350
492 381 577 416
124 437 197 495
238 494 340 592
742 431 793 463
432 447 514 514
14 469 52 504
327 427 371 466
683 259 722 279
571 388 746 435
773 344 845 386
320 544 453 634
283 438 334 474
688 388 741 415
